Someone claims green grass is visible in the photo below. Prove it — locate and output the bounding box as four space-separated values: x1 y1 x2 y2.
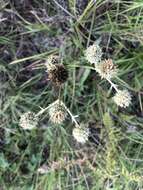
0 0 143 189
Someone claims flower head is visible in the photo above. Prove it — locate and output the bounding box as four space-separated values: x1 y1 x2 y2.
96 59 118 79
85 43 102 64
19 112 38 130
113 90 131 108
49 100 67 124
45 55 68 86
72 124 89 144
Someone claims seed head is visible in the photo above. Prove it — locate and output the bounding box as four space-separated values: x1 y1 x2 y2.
72 124 89 144
113 90 131 108
96 59 118 79
85 43 102 64
19 111 38 130
48 64 68 85
49 100 67 124
45 55 68 85
45 55 68 86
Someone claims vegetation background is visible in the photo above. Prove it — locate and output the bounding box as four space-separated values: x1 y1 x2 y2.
0 0 143 189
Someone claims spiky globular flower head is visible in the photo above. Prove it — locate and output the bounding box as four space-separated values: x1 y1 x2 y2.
113 90 131 108
72 124 89 144
45 55 68 85
96 59 118 79
19 112 38 130
85 43 102 64
48 100 67 124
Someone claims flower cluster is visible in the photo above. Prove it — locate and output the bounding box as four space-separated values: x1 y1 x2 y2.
19 54 89 144
19 99 89 143
85 42 132 108
19 42 132 145
48 100 89 143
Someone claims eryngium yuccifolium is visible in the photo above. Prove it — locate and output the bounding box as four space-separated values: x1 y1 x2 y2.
19 112 38 130
49 100 67 124
46 64 68 85
45 55 68 85
113 90 131 108
72 125 89 144
96 59 118 79
50 64 68 85
85 43 102 64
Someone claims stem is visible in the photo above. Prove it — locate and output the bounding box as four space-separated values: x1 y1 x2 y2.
58 86 62 101
36 100 59 117
62 103 80 127
106 78 119 92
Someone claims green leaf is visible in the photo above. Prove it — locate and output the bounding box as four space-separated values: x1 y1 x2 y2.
80 68 91 86
103 112 114 129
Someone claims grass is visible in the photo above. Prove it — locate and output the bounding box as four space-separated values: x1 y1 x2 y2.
0 0 143 189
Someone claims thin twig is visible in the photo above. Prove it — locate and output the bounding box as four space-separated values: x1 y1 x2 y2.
36 100 59 117
62 103 80 126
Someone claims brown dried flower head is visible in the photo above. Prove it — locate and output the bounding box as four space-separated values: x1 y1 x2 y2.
48 64 68 85
45 55 68 85
96 59 118 79
49 100 67 124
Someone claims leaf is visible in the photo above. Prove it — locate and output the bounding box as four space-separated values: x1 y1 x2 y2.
103 112 114 129
80 68 91 86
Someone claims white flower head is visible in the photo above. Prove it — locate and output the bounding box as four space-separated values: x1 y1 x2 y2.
113 90 132 108
19 111 38 130
45 55 59 70
96 59 118 79
85 42 102 64
49 100 67 124
72 124 89 144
